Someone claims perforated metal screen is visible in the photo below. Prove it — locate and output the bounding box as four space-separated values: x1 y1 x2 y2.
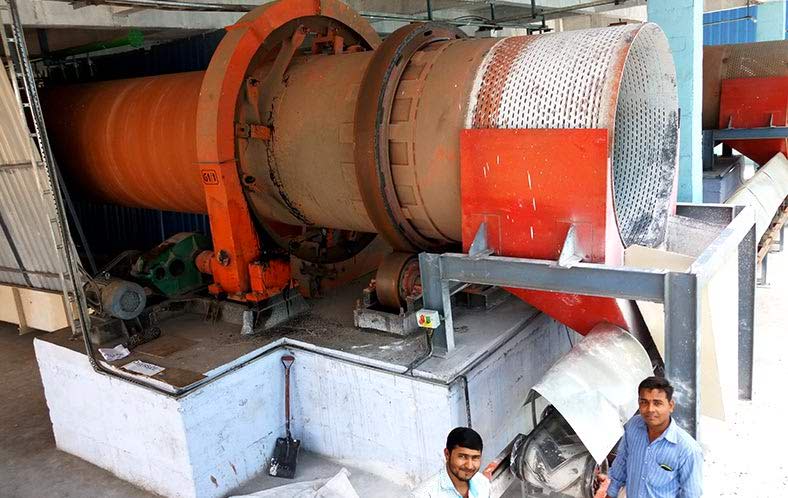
470 23 678 248
612 26 678 248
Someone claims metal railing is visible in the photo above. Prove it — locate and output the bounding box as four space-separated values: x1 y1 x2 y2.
418 203 757 437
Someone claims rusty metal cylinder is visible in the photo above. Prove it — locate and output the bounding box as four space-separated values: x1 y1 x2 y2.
45 22 678 254
44 71 207 214
240 51 378 233
247 23 677 250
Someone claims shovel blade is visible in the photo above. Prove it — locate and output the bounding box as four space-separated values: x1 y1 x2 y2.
268 437 300 478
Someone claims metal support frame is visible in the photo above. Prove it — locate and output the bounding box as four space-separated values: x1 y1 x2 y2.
419 204 756 437
757 251 769 286
712 126 788 141
702 129 714 171
704 126 788 172
738 223 756 400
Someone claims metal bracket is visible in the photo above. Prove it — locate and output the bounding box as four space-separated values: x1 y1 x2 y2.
556 224 585 268
469 222 493 259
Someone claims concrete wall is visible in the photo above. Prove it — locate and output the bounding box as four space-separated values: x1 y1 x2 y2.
756 0 787 42
34 315 573 498
286 349 454 486
648 0 704 202
464 315 572 460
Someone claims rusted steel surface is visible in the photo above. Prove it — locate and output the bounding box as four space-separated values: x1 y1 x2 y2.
374 251 419 309
457 23 679 334
468 23 678 250
46 21 676 253
241 51 377 232
43 71 207 214
703 40 788 130
353 22 468 252
258 23 676 251
193 0 380 298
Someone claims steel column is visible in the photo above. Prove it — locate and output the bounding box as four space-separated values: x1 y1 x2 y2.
418 253 454 356
702 129 714 171
738 224 756 400
664 271 701 438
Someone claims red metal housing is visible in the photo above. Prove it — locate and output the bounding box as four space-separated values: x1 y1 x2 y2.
461 129 630 333
719 76 788 166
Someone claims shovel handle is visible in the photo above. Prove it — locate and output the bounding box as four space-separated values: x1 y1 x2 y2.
282 354 294 439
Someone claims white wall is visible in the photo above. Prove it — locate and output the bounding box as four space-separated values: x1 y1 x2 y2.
34 313 574 497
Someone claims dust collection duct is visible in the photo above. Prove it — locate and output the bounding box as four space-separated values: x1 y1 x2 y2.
43 0 679 334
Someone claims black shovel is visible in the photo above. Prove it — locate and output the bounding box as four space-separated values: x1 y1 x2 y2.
268 354 300 478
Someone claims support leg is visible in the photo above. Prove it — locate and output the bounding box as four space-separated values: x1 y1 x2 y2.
757 253 769 287
738 226 756 400
11 287 31 335
664 272 701 438
418 253 455 356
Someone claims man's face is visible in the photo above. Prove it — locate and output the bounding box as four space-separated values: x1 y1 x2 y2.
638 388 675 429
444 446 482 482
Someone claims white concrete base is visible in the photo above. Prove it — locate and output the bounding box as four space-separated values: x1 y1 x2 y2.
34 313 570 498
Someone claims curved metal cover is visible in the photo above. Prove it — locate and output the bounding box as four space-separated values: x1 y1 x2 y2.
726 152 788 240
531 323 652 464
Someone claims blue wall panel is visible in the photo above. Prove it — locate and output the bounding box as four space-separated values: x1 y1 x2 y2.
703 6 757 45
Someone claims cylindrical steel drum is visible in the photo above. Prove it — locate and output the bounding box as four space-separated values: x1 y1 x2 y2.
44 71 207 213
44 22 678 255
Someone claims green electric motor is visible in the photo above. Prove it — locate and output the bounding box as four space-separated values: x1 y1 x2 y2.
132 232 210 297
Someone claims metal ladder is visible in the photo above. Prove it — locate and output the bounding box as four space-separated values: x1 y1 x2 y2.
0 0 89 336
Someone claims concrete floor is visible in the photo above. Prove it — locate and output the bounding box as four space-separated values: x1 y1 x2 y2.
1 246 786 497
702 244 788 497
0 326 152 498
0 320 408 497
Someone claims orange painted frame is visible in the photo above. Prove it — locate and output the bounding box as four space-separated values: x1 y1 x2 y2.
460 128 629 334
195 0 380 300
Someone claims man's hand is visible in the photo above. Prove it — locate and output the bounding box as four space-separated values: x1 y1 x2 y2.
594 472 611 498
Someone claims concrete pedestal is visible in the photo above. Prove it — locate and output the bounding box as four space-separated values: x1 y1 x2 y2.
35 297 572 498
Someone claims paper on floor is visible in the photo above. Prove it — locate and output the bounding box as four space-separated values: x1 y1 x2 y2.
122 360 165 377
98 344 130 362
231 468 359 498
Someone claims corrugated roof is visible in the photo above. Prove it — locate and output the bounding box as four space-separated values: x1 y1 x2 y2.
0 65 66 291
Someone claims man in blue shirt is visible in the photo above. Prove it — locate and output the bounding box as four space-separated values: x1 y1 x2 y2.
605 376 703 498
414 427 490 498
